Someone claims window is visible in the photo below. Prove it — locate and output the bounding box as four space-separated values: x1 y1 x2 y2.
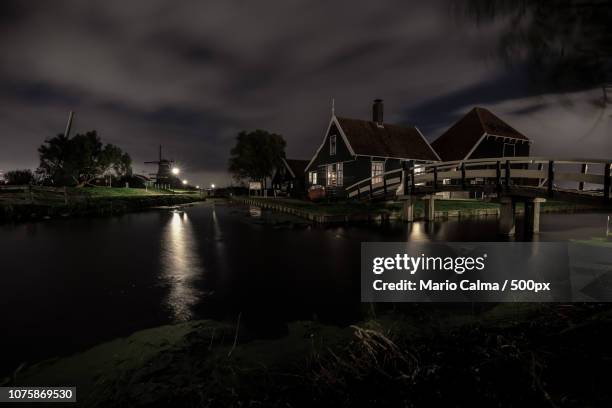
326 163 343 186
309 171 318 185
330 134 337 156
371 161 384 185
503 143 515 157
327 164 336 186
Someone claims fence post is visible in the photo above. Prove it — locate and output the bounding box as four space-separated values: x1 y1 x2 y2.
383 175 387 196
64 186 68 205
505 160 511 191
411 164 416 194
547 161 555 197
29 185 34 203
432 166 438 192
496 161 502 192
402 161 409 196
604 163 611 204
579 163 588 191
461 162 466 190
369 179 373 198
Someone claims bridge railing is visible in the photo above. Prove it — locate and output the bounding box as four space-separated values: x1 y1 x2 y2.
346 168 403 199
346 156 612 204
414 157 612 203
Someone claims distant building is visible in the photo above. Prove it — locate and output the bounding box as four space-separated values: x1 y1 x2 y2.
272 158 309 197
144 145 181 187
304 99 439 198
431 107 531 162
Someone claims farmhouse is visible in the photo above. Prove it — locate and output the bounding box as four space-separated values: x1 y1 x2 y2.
431 107 531 162
304 99 440 197
271 158 309 197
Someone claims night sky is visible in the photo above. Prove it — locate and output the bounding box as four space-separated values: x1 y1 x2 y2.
1 0 610 186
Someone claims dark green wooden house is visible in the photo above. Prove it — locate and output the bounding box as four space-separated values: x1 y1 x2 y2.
431 107 531 162
271 158 309 197
304 99 440 198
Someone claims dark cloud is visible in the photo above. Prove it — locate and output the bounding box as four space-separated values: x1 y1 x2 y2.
1 0 608 186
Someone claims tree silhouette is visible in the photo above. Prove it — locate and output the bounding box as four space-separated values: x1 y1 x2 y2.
38 131 132 187
460 0 611 91
228 129 286 189
4 169 34 185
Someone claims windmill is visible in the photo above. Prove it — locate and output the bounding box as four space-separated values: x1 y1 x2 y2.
144 145 178 186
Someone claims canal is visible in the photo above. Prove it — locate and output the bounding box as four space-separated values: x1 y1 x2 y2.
0 201 609 376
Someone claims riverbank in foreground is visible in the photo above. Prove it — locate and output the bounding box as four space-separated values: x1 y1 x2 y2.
233 196 597 224
5 303 611 407
0 187 205 223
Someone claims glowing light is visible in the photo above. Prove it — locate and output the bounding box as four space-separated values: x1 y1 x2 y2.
182 180 188 185
172 167 180 175
211 184 216 189
196 185 200 189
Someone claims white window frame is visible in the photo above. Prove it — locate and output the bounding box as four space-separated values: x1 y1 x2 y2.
309 171 318 185
371 161 384 185
330 134 337 156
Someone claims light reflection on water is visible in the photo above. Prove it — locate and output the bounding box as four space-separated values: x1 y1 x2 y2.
160 211 204 321
406 222 431 241
249 206 262 218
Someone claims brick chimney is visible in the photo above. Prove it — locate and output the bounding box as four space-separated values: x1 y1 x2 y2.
372 99 384 126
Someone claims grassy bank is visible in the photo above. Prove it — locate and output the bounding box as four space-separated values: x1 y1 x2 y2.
234 196 595 223
0 186 205 223
7 304 612 407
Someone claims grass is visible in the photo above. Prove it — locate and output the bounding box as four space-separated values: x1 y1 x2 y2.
81 187 175 197
0 186 205 222
0 186 201 205
79 187 202 198
240 197 499 216
7 304 612 407
240 196 595 219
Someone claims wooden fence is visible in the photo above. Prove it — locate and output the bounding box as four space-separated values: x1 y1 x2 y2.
0 185 77 205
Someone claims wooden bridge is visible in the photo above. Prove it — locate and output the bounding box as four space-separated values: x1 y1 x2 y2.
345 156 612 235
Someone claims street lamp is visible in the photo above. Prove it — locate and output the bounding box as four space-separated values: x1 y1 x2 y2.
211 183 216 189
172 167 180 175
196 185 200 189
182 180 188 185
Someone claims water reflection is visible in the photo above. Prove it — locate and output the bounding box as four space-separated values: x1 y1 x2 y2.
249 206 262 218
160 211 204 321
212 206 223 241
406 222 430 241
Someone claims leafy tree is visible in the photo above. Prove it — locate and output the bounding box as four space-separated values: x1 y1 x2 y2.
5 169 34 185
460 0 611 91
228 130 286 190
37 131 132 187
